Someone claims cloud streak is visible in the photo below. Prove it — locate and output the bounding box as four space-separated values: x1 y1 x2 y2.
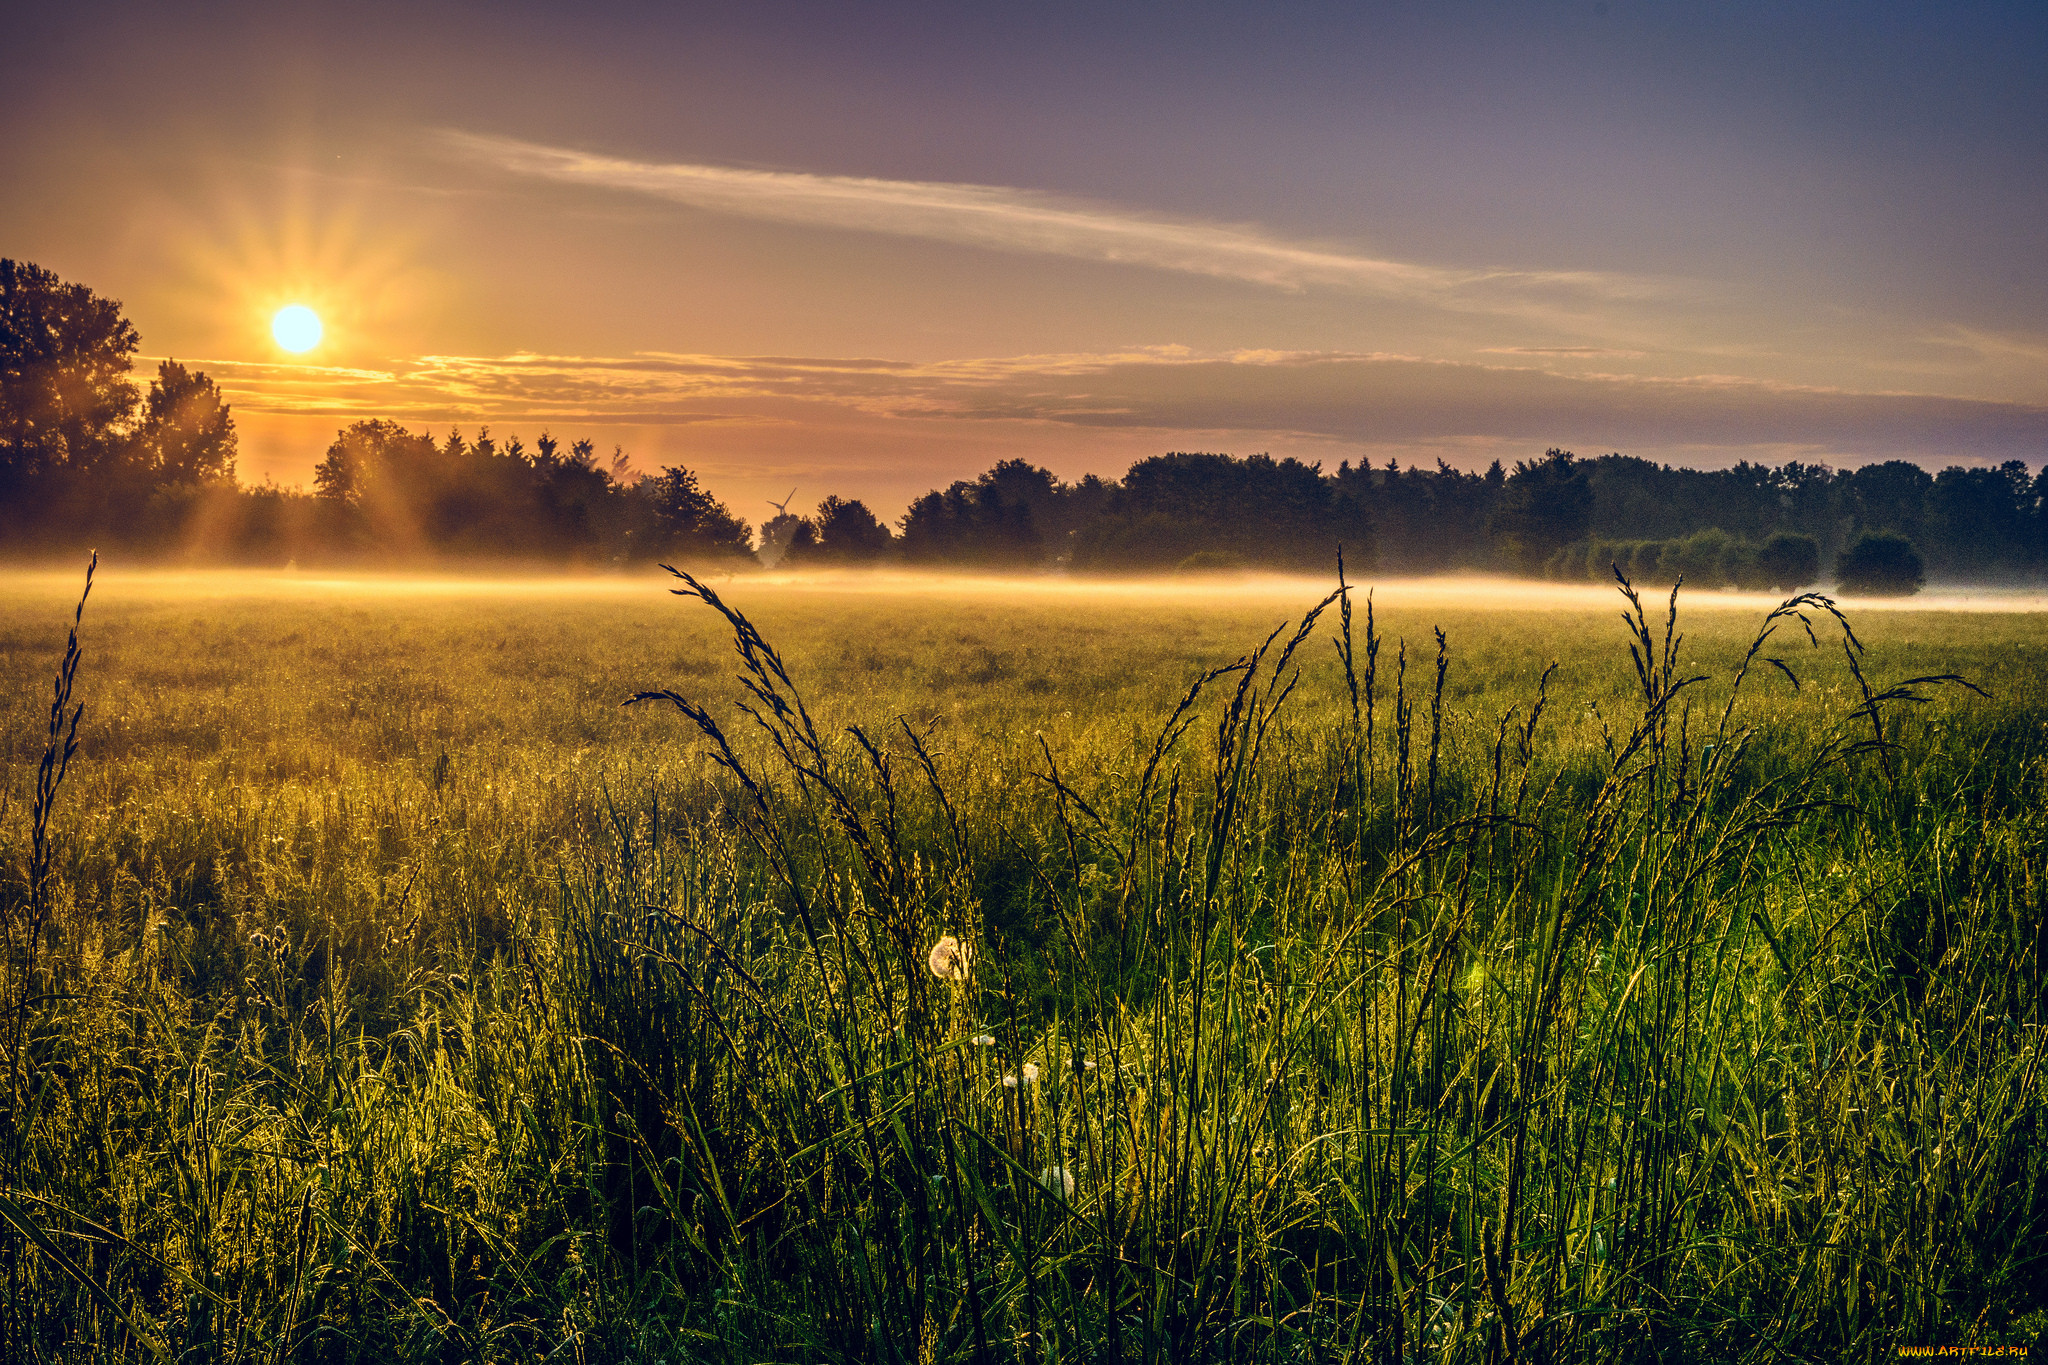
442 131 1672 306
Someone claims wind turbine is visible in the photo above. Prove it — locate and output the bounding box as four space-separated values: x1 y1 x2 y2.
767 488 797 518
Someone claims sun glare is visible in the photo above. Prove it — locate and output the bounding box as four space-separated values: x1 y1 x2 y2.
271 304 323 352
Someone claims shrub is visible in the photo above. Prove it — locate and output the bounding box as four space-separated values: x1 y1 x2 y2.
1559 539 1621 582
1836 530 1926 596
1667 528 1735 587
1588 540 1636 582
1757 532 1822 591
1718 536 1767 591
1542 543 1584 581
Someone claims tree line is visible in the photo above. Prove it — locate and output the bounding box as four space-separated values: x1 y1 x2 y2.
800 450 2037 592
6 259 2044 590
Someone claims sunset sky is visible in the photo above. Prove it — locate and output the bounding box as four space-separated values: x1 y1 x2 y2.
6 1 2045 517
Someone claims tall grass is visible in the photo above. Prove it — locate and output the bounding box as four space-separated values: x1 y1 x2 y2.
1 561 2043 1361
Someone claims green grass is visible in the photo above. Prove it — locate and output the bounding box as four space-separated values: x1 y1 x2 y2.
1 564 2045 1362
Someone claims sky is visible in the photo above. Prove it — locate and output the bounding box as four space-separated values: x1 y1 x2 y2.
5 0 2046 519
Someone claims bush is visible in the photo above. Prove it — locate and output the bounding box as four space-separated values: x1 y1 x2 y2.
1542 543 1584 581
1836 531 1925 596
1757 532 1822 591
1590 540 1637 582
1560 539 1623 582
1667 528 1736 587
1717 537 1769 591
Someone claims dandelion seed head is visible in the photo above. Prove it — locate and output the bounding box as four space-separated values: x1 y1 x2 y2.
927 935 972 981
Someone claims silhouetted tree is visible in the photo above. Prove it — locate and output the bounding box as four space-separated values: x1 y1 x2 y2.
1059 474 1118 551
525 432 616 556
1776 462 1841 550
756 510 806 567
136 361 236 486
899 480 1040 566
0 259 139 485
1334 457 1491 572
1073 451 1369 571
1840 461 1933 547
314 421 437 507
1489 449 1591 574
313 420 441 550
896 461 1115 566
974 460 1100 556
778 518 822 564
1756 532 1822 590
1925 462 2033 576
812 496 893 561
643 464 753 562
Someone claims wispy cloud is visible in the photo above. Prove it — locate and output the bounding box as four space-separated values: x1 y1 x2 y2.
1933 326 2048 367
440 130 1673 307
1481 346 1650 358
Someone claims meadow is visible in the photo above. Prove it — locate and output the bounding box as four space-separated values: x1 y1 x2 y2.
0 563 2044 1362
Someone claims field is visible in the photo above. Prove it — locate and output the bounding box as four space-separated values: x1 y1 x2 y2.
1 563 2045 1362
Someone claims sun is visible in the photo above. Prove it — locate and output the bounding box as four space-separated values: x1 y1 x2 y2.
271 304 323 352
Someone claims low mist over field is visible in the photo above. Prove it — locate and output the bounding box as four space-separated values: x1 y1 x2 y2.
11 563 2048 617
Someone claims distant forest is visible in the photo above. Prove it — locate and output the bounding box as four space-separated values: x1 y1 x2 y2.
6 258 2042 592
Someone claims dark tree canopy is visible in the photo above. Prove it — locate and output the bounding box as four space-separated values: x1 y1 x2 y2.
757 511 809 567
810 496 894 562
1488 449 1592 575
137 361 237 485
0 258 140 481
314 420 437 518
780 518 821 562
1840 461 1933 547
1331 458 1497 574
1073 452 1371 571
0 260 250 550
1926 462 2033 575
643 464 753 561
899 480 1040 566
304 421 750 562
